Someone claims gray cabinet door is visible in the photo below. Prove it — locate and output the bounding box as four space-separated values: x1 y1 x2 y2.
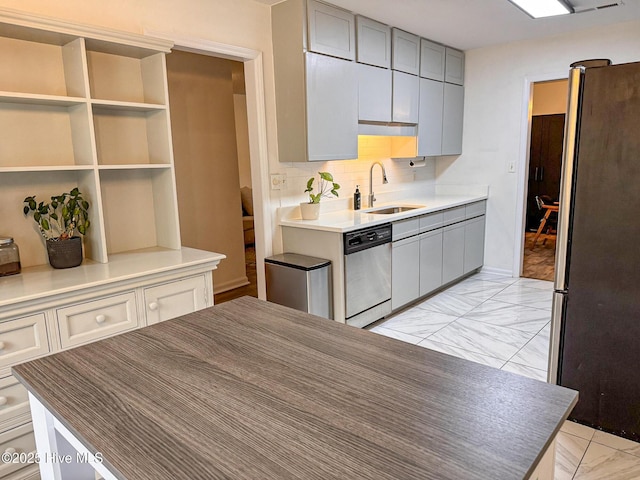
442 83 464 155
392 236 420 310
444 47 465 85
442 222 465 285
306 52 358 161
417 78 444 156
391 28 420 75
420 39 445 81
355 16 391 68
392 70 419 123
464 216 485 274
358 63 392 122
419 229 443 297
307 0 355 60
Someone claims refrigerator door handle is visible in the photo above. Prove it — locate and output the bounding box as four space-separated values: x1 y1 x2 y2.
548 291 566 384
554 66 584 291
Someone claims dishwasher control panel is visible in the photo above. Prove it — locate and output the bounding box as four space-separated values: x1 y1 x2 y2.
343 224 392 255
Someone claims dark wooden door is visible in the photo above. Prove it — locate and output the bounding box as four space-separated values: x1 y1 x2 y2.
526 114 565 231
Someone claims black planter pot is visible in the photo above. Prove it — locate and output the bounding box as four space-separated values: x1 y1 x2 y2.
46 237 83 269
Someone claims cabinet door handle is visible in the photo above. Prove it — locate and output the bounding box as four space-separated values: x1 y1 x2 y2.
95 314 106 324
0 341 5 350
0 396 7 406
534 167 539 181
540 166 544 181
3 447 16 456
148 302 159 311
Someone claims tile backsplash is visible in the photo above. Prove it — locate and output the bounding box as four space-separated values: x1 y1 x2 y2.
275 136 436 208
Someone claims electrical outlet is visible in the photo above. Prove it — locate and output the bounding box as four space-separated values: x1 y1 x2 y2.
508 161 516 173
270 174 287 190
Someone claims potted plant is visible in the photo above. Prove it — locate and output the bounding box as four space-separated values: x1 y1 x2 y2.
23 188 90 269
300 171 340 220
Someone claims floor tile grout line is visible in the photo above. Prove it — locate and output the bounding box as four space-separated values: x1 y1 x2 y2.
571 438 592 480
416 337 507 368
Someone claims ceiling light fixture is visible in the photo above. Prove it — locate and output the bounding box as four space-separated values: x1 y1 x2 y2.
508 0 574 18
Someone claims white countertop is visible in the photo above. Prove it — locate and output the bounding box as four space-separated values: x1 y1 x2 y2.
0 247 225 309
280 193 488 233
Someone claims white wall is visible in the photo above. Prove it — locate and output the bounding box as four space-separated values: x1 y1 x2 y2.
436 20 640 274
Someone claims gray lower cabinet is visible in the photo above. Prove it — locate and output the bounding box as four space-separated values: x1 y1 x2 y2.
417 77 444 156
442 222 465 285
442 83 464 155
392 70 419 123
464 216 486 274
305 52 358 161
419 229 443 297
358 63 392 122
391 235 420 310
391 207 484 310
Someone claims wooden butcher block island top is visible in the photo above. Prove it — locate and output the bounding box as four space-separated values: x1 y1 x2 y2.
13 297 577 480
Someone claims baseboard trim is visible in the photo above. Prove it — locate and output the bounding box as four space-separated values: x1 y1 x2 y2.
214 276 250 294
480 266 514 277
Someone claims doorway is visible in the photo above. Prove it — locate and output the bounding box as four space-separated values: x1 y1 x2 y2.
166 50 258 302
521 79 567 281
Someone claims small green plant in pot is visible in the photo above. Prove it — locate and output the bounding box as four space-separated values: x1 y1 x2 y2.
301 172 340 220
23 188 90 269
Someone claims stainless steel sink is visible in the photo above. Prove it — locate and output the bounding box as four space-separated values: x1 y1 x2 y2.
365 205 424 215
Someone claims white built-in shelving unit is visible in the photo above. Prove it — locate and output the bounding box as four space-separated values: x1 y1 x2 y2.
0 12 180 269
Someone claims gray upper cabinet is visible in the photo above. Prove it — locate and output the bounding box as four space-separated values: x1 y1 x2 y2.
355 16 391 68
417 78 444 156
444 47 465 85
358 63 392 122
306 52 358 161
420 39 445 81
392 70 420 123
272 0 358 162
391 28 420 75
442 83 464 155
307 0 356 60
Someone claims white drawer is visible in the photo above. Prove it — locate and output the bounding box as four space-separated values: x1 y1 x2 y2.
443 205 466 225
0 423 36 478
56 292 139 349
144 275 207 325
0 314 49 370
392 217 420 241
465 200 486 219
0 376 30 431
419 211 444 233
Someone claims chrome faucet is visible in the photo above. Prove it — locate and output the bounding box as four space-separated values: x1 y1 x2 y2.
368 161 388 207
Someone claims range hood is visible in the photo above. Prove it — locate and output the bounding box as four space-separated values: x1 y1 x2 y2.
358 121 417 137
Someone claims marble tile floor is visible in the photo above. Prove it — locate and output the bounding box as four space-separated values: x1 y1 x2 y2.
369 271 640 479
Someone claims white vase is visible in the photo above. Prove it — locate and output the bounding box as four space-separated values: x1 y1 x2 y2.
300 202 320 220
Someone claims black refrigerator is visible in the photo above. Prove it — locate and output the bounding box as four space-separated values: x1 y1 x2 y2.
549 59 640 442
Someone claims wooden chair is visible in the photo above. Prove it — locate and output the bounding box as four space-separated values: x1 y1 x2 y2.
531 195 559 249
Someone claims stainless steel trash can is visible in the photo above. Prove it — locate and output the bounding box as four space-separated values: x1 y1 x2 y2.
265 253 332 319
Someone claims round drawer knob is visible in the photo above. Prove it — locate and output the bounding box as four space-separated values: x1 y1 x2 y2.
0 396 7 406
95 314 106 324
3 447 16 456
148 302 159 311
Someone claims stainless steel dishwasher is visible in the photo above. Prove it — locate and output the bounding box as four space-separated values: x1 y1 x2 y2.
343 223 392 328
